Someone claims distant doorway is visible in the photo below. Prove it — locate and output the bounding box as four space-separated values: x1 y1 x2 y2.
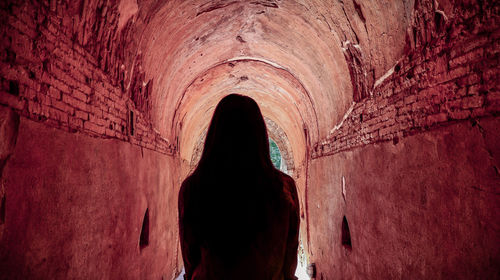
269 138 283 170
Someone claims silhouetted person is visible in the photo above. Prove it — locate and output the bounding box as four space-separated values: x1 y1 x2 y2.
178 94 299 280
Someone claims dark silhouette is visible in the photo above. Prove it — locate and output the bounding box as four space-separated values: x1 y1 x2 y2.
178 94 300 280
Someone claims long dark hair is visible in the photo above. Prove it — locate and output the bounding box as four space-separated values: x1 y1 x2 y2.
184 94 284 259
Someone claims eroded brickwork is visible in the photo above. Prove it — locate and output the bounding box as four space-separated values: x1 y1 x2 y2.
0 1 173 154
265 117 295 175
313 0 499 158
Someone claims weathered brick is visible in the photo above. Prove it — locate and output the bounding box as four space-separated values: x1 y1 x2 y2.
48 86 61 100
28 100 42 115
48 107 69 123
69 116 84 129
88 107 103 120
486 91 500 102
379 125 396 137
84 121 106 135
89 113 107 126
50 77 71 94
105 128 116 137
461 96 484 109
426 113 448 125
404 95 417 105
0 91 25 110
62 94 87 111
411 100 427 111
449 48 484 69
75 110 89 121
52 99 75 115
51 65 80 89
7 15 37 39
456 73 481 87
470 108 487 118
455 87 467 96
72 89 88 102
449 110 471 120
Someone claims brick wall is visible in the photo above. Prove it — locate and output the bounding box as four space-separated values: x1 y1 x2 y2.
0 1 174 155
312 0 499 158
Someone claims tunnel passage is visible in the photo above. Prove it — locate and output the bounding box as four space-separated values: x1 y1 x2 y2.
0 0 499 279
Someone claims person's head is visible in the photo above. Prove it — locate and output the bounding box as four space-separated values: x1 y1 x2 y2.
186 94 284 256
195 94 274 174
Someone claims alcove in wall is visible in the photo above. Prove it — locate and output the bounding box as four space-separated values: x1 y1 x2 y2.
140 208 149 250
341 216 352 250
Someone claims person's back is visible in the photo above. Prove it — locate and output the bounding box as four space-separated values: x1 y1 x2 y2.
178 94 299 280
179 172 299 280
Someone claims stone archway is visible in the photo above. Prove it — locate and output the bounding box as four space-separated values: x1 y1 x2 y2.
265 117 295 177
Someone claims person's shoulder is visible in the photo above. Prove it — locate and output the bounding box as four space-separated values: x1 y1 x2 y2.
179 175 196 202
278 172 294 185
277 171 296 191
181 175 194 188
276 171 298 205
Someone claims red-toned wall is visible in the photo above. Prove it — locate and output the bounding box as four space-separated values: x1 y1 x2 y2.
306 1 500 278
308 117 499 279
0 117 180 279
0 3 181 277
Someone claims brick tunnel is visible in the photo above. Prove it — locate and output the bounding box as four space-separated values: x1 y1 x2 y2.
0 0 499 279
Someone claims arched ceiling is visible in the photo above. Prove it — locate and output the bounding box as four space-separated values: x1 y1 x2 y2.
174 60 312 166
119 0 413 161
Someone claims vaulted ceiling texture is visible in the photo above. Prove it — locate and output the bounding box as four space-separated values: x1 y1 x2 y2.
117 0 414 166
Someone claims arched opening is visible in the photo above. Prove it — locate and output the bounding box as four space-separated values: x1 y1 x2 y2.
269 137 282 170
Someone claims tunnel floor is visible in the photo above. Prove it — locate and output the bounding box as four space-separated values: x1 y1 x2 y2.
174 255 309 280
